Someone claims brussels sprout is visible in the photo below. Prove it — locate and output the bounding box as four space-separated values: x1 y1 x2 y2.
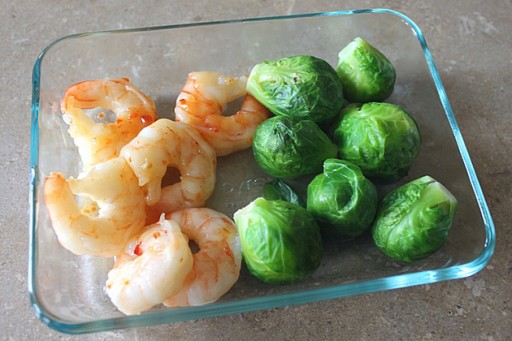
333 102 421 183
307 159 378 238
253 116 337 179
263 179 306 207
233 197 323 284
246 55 345 124
372 176 458 262
336 37 396 103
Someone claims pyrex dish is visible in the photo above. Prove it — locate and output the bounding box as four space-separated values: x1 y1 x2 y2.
29 8 495 334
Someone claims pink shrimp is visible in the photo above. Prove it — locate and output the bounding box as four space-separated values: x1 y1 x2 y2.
61 78 158 168
174 71 271 156
43 157 146 257
163 208 242 307
119 119 217 223
106 215 193 315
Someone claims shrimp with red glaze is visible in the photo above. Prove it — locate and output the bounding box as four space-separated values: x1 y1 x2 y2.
174 71 271 156
106 215 193 315
43 157 146 257
119 118 217 222
163 207 242 307
61 78 158 168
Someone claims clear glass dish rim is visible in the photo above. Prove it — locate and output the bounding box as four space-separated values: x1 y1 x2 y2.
28 8 496 334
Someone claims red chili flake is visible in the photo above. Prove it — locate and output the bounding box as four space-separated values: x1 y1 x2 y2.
153 231 161 239
224 245 234 259
134 242 143 256
141 114 156 125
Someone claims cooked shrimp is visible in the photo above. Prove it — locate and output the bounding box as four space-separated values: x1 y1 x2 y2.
61 78 158 168
119 118 216 221
163 208 242 307
43 157 146 257
106 215 193 315
174 71 271 156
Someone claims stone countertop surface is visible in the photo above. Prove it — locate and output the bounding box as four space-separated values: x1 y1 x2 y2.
1 0 510 340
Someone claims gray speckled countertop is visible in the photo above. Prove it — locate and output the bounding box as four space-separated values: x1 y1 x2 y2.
2 1 511 340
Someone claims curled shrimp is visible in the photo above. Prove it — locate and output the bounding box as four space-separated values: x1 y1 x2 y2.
163 208 242 307
120 118 216 221
61 78 158 169
106 215 193 315
174 71 271 156
43 157 146 257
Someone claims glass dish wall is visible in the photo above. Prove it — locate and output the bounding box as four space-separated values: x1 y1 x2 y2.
29 8 495 334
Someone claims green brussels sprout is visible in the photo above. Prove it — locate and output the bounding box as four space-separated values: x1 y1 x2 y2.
333 102 421 183
336 37 396 103
372 175 458 262
246 55 345 124
263 179 306 207
233 197 323 284
253 116 337 179
307 159 378 238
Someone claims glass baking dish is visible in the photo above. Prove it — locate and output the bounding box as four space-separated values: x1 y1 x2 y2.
29 8 495 334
